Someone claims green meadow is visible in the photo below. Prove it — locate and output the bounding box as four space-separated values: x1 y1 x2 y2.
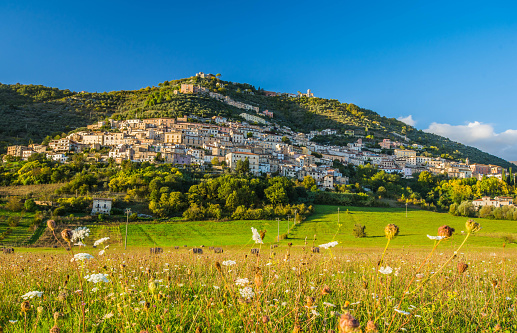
117 205 517 249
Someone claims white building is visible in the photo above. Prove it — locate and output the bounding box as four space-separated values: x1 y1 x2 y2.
91 198 113 215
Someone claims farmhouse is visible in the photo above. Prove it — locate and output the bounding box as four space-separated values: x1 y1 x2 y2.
91 198 113 215
472 196 514 209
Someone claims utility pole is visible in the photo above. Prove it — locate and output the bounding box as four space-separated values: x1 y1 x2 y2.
277 218 280 242
338 207 340 224
124 208 131 250
405 201 408 218
287 215 290 234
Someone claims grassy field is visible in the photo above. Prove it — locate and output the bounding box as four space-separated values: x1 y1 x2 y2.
1 242 516 332
0 208 36 245
115 205 517 250
121 219 290 248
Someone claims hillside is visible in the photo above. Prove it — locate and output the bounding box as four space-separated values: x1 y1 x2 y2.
0 77 512 168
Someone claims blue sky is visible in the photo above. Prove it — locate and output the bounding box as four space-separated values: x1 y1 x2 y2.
1 1 516 160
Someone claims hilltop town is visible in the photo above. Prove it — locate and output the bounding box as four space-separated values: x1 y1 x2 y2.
6 104 508 192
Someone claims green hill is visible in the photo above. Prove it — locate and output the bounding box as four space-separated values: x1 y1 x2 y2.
0 76 512 168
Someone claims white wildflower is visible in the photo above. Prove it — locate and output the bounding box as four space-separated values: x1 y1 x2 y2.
103 312 114 320
71 253 94 262
74 241 86 247
84 273 110 283
323 302 336 307
379 266 393 275
394 308 410 315
9 320 18 323
251 227 263 244
94 237 110 247
222 260 236 266
235 278 249 286
427 235 445 241
71 227 90 243
239 286 255 299
213 286 220 290
21 291 44 300
319 241 338 249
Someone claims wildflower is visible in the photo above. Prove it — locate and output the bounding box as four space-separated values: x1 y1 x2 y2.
61 229 73 243
437 225 455 238
262 315 270 324
103 313 114 320
46 220 56 231
427 235 445 241
379 266 393 275
251 227 263 244
321 285 332 295
235 278 249 286
84 273 110 283
21 301 30 313
213 286 220 290
338 312 359 333
71 227 90 243
74 241 86 247
222 260 236 266
94 237 110 247
384 224 399 240
239 286 255 299
365 320 378 333
319 241 338 249
21 291 44 300
394 308 410 315
465 220 481 234
9 320 18 323
71 253 94 262
457 262 468 274
323 302 336 307
50 326 61 333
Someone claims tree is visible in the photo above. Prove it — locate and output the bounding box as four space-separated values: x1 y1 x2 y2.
282 136 291 144
265 183 289 205
24 199 37 212
235 158 250 175
302 176 316 190
211 157 220 166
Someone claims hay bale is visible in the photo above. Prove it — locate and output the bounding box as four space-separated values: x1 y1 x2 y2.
250 248 260 255
209 246 214 250
213 247 223 253
3 248 14 254
174 246 179 250
192 248 203 254
311 247 320 253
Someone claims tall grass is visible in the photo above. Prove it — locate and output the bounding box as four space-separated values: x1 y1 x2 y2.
0 219 516 332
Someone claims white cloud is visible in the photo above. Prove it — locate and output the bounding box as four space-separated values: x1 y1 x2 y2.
398 115 416 126
424 121 517 161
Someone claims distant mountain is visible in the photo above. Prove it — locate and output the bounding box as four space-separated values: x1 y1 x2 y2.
0 76 513 169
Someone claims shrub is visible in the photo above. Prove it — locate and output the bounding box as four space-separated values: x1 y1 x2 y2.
7 216 21 227
53 206 66 217
457 201 475 217
353 224 366 238
24 199 37 212
6 197 23 212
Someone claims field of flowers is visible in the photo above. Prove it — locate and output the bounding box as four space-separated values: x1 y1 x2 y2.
0 220 516 332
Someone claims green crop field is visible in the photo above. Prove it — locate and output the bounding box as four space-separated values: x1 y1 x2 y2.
0 208 36 245
115 205 517 249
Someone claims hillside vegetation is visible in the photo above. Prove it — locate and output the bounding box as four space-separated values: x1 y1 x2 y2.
0 76 512 168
